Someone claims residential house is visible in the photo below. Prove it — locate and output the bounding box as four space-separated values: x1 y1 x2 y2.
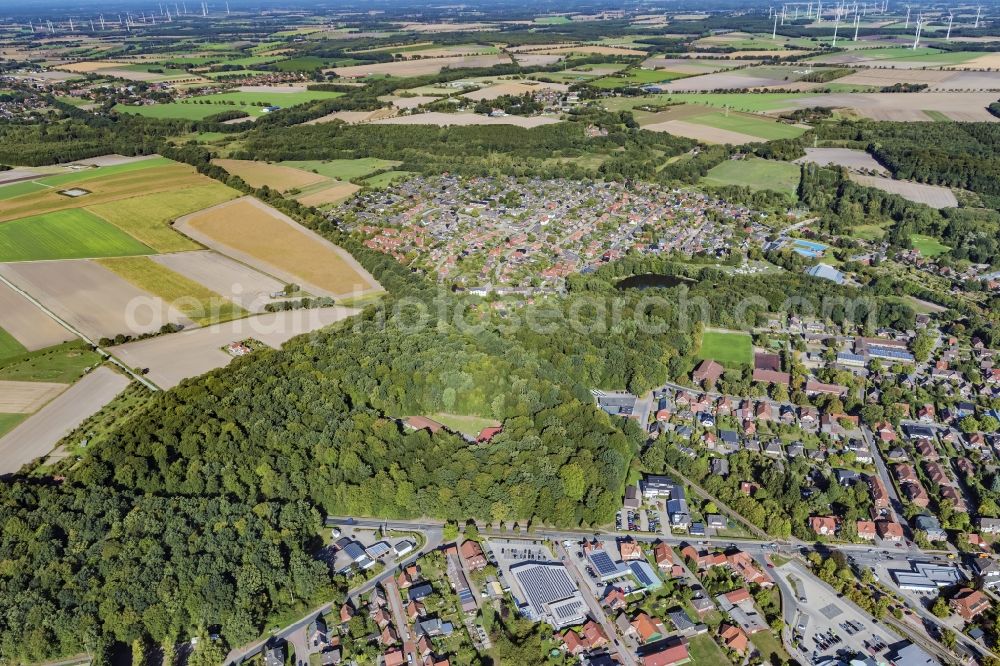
631 612 668 644
950 589 991 621
719 625 749 653
810 516 839 536
620 538 644 561
876 520 904 542
693 360 724 384
857 521 877 540
459 540 488 571
640 641 691 666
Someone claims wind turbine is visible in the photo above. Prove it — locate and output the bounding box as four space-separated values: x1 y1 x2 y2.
853 10 861 39
946 11 954 39
912 13 923 48
832 4 842 45
974 5 982 28
99 14 105 29
226 1 230 15
904 4 910 28
773 11 780 37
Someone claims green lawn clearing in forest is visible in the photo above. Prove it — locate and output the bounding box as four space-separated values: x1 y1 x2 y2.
429 413 501 438
697 330 753 367
702 157 801 197
280 158 403 181
0 209 153 262
910 234 950 257
97 256 246 326
86 183 239 253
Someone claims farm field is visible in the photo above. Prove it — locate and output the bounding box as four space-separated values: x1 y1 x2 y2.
0 181 49 200
697 330 753 367
213 159 328 192
280 158 402 181
174 197 383 298
850 174 958 208
0 366 129 475
0 340 101 384
152 251 286 313
796 147 887 173
0 381 67 413
606 92 815 113
97 256 247 326
84 183 239 252
115 89 344 120
589 69 690 88
295 182 361 206
0 282 77 351
910 234 951 257
364 171 416 188
371 112 560 128
0 260 193 341
330 54 511 78
702 158 802 197
0 161 219 223
689 111 806 140
790 92 1000 122
462 80 568 100
110 306 360 389
0 209 152 262
0 414 24 439
0 327 25 361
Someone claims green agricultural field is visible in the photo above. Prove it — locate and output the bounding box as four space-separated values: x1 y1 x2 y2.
98 257 246 326
86 183 238 253
270 56 326 71
697 330 753 367
0 326 27 361
0 413 25 438
0 181 48 201
116 90 343 120
589 69 688 88
0 340 101 383
691 111 807 140
606 92 815 113
280 158 403 181
911 234 950 257
702 157 802 197
365 171 415 188
0 209 153 262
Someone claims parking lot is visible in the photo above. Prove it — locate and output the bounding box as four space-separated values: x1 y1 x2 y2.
780 561 898 665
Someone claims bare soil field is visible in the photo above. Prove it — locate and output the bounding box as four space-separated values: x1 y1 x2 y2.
0 380 67 413
0 260 193 340
212 159 327 192
850 174 958 208
462 81 568 101
151 250 286 313
0 366 129 475
835 69 953 87
0 281 77 350
379 95 441 109
0 169 43 184
295 182 361 207
174 197 382 299
642 119 763 144
110 306 360 389
372 112 561 127
929 71 1000 90
797 147 888 173
56 60 120 72
791 92 1000 121
641 57 748 74
331 54 510 78
304 108 397 124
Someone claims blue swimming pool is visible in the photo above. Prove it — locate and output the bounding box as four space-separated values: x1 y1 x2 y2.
791 239 828 257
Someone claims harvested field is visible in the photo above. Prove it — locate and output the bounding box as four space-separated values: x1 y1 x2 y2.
512 53 563 67
0 281 76 351
952 53 1000 69
0 162 219 223
372 112 560 127
643 119 763 144
303 109 395 124
151 251 286 313
0 381 67 414
790 92 1000 121
462 81 568 101
331 54 510 78
84 183 239 253
0 366 129 475
379 95 440 109
536 45 646 56
796 147 888 173
0 260 193 340
295 182 361 206
652 67 807 92
835 69 954 87
929 71 1000 90
212 159 327 192
641 57 748 74
72 154 161 167
850 174 958 208
110 306 360 389
175 197 382 299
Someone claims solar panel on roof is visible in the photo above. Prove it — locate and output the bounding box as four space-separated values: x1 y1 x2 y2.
589 551 620 577
630 562 655 587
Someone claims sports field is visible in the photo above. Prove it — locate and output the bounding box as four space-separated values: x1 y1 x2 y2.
280 158 403 181
910 234 950 257
175 197 383 298
85 183 238 252
697 330 753 367
702 158 802 197
0 209 152 262
98 256 247 326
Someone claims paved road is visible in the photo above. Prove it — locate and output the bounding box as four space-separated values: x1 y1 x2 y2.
384 577 419 665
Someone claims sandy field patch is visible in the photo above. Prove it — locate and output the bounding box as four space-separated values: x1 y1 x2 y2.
642 119 763 144
808 92 999 121
462 80 568 101
850 174 958 208
56 60 119 73
0 260 192 341
797 147 888 173
331 54 510 79
0 366 129 475
212 159 327 192
0 381 67 413
151 251 286 313
110 306 360 389
175 197 382 299
0 281 76 350
372 112 560 127
380 95 441 109
296 182 362 207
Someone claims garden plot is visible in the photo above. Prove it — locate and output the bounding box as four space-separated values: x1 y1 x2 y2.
0 282 76 350
0 260 193 340
151 251 286 313
110 306 360 389
850 175 957 208
174 197 382 299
